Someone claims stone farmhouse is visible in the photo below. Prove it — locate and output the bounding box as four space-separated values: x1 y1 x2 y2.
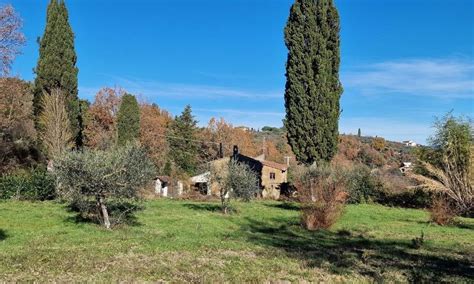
190 146 289 199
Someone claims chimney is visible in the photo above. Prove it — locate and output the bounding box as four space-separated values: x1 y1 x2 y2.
284 156 291 166
233 145 239 159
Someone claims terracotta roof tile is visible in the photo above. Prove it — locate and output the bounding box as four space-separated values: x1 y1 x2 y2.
260 160 288 171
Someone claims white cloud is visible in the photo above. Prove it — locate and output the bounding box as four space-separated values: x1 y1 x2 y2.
343 58 474 98
84 75 283 100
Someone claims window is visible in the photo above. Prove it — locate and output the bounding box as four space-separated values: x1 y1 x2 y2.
270 172 276 180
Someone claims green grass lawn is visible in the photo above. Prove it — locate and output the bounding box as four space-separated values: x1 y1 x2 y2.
0 199 473 282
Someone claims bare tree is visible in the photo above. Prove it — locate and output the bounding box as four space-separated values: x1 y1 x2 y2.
0 4 26 76
39 89 74 159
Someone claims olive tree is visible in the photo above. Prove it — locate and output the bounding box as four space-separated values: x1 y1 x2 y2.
54 143 155 229
213 159 259 214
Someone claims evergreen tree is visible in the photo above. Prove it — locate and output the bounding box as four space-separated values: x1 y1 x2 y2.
168 105 198 175
284 0 343 165
358 128 361 137
116 93 140 146
33 0 82 146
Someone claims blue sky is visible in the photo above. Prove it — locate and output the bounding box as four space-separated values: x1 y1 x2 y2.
6 0 474 143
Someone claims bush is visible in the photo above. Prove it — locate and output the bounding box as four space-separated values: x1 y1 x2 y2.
296 164 348 230
54 143 155 229
214 159 259 214
430 195 456 225
0 167 55 200
376 188 432 209
347 165 380 203
358 146 386 168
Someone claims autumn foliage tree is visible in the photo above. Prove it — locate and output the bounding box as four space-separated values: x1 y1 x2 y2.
139 103 172 172
84 87 122 149
0 78 38 171
0 4 25 76
199 117 258 160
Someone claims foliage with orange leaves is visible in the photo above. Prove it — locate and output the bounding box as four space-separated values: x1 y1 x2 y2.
199 118 258 160
139 103 172 171
83 87 123 150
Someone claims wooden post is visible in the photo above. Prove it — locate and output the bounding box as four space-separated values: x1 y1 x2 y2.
219 142 224 158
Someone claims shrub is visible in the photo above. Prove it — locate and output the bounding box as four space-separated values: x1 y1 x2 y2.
357 145 386 168
0 167 55 200
296 164 348 230
371 137 386 151
346 165 380 203
210 159 259 214
376 188 432 209
429 195 456 225
54 143 155 229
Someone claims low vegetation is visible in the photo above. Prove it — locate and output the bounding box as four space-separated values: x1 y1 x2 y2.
0 199 472 282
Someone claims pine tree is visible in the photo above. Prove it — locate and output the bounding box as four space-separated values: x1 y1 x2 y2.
168 105 198 175
33 0 82 147
284 0 343 165
116 93 140 146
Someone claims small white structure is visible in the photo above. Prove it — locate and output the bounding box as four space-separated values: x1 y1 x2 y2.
403 140 417 147
190 172 211 195
400 162 413 174
155 176 170 197
176 181 184 196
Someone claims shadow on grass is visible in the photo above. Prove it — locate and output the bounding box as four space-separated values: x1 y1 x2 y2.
64 200 143 227
401 218 474 231
264 202 300 211
0 229 8 241
453 221 474 230
183 203 222 212
239 217 474 282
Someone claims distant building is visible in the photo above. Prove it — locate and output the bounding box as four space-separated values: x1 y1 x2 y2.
403 140 418 147
235 126 250 132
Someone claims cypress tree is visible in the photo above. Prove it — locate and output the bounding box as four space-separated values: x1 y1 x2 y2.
358 128 361 137
33 0 82 147
116 93 140 146
284 0 343 165
168 105 198 175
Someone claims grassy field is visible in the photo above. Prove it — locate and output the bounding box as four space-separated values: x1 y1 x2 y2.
0 199 473 282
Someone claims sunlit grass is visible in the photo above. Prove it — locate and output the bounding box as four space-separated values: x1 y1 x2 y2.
0 199 472 282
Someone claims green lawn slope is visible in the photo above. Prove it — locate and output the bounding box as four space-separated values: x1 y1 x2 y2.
0 200 472 282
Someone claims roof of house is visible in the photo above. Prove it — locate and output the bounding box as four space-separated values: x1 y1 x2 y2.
156 176 170 183
237 153 288 171
260 159 288 171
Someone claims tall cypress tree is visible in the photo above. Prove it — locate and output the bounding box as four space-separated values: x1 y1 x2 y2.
33 0 82 147
284 0 343 165
116 93 140 146
168 105 198 175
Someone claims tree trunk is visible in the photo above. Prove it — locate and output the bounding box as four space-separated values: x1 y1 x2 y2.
97 196 111 229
